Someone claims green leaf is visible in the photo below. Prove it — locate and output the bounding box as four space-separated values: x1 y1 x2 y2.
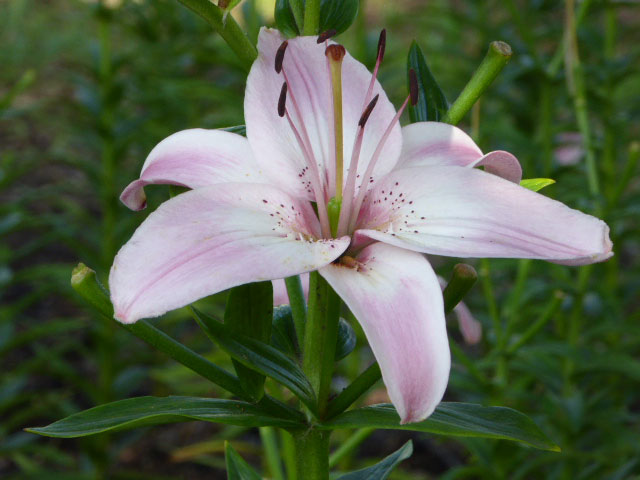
520 178 556 192
271 305 298 357
320 403 560 451
275 0 359 37
225 441 263 480
192 308 317 412
223 125 247 136
407 41 449 122
274 0 300 37
27 396 304 438
335 318 356 361
318 0 358 36
224 282 274 401
336 441 413 480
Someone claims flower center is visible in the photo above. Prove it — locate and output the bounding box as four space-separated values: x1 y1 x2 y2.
275 30 418 241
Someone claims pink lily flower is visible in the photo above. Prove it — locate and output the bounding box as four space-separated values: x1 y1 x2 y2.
109 28 612 423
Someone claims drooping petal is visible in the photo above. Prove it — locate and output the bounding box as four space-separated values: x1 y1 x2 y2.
110 183 350 323
355 166 612 265
320 243 450 423
397 122 522 183
120 129 269 211
272 273 310 306
245 28 401 200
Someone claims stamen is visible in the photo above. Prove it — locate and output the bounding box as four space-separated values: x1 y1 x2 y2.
361 29 386 112
275 41 288 74
326 44 346 202
337 95 379 236
348 94 412 232
277 82 287 117
409 68 419 106
317 29 337 44
358 94 380 127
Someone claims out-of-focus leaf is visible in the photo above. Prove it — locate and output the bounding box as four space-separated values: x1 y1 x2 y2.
336 441 413 480
275 0 359 37
321 403 560 451
192 308 317 411
225 441 263 480
520 178 556 192
274 0 299 37
407 41 449 122
271 305 298 357
335 318 356 361
27 396 303 438
223 125 247 136
224 282 273 401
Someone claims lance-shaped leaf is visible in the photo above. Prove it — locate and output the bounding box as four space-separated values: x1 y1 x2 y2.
407 41 449 122
274 0 300 37
224 282 273 401
27 396 304 438
271 305 298 357
192 308 317 412
318 0 359 35
520 178 556 192
336 441 413 480
225 441 263 480
320 403 560 451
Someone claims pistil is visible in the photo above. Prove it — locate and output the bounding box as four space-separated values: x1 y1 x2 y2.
326 44 346 203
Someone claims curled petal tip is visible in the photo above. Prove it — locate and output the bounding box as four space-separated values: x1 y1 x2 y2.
120 180 148 211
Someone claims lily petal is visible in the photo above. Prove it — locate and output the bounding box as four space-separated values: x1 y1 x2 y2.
245 28 401 200
398 122 522 182
120 129 268 211
356 166 612 265
320 243 450 423
110 183 350 323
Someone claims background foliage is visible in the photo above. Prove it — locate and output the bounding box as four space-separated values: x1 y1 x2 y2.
1 0 639 478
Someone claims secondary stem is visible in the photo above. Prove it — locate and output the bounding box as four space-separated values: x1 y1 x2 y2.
443 41 512 125
177 0 257 70
303 0 321 35
284 275 307 351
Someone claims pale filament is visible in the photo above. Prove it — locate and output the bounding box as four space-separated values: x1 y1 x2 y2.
348 95 411 233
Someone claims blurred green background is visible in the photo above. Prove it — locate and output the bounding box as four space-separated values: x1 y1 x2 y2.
1 0 639 478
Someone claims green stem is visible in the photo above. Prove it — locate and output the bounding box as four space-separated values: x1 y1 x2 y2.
565 0 600 199
303 271 341 417
442 264 478 313
281 430 298 480
303 0 321 35
293 430 330 480
329 427 375 467
177 0 257 70
442 41 512 126
285 275 307 351
260 427 285 480
325 362 381 420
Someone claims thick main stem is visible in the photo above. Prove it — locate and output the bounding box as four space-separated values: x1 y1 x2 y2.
293 430 330 480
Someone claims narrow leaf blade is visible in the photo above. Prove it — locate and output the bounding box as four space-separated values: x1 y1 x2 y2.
192 308 317 411
27 396 303 438
225 441 263 480
407 41 449 122
321 403 560 451
319 0 359 35
274 0 300 37
336 441 413 480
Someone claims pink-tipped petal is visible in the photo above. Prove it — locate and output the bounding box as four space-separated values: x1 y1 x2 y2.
356 166 612 265
398 122 482 169
120 129 268 211
398 122 522 183
245 28 401 200
471 150 522 183
110 183 350 323
272 273 310 306
320 243 450 423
